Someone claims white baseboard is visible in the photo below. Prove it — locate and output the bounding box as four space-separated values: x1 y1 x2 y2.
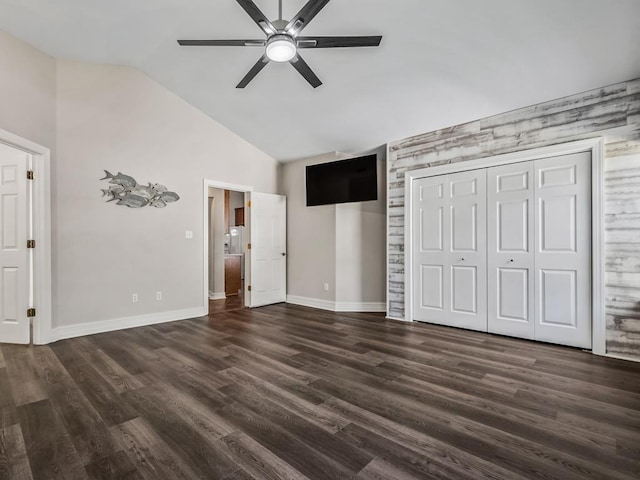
386 315 411 322
286 295 386 313
209 291 226 300
49 306 207 343
335 301 387 312
598 352 640 364
286 295 336 311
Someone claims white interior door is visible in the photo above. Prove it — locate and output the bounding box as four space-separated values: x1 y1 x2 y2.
488 162 535 339
534 152 591 348
0 142 30 344
248 192 286 307
412 170 487 331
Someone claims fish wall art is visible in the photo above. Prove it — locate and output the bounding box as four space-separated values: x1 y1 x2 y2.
100 171 180 208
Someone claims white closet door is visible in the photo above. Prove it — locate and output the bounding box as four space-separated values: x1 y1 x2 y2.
412 170 487 331
487 162 535 339
412 175 450 324
447 169 487 331
534 152 591 348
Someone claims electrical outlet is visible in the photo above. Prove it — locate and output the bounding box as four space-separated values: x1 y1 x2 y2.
132 293 138 303
323 283 329 292
156 291 162 301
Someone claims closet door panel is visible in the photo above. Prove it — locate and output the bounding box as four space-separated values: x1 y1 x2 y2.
534 152 591 348
446 169 487 331
488 162 535 339
413 175 451 323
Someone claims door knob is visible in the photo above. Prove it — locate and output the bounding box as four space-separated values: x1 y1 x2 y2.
460 258 465 262
281 253 286 256
509 259 515 263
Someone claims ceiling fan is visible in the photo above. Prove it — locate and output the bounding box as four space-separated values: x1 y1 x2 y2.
177 0 382 88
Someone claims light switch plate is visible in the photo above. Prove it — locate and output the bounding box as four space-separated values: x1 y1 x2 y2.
185 230 193 239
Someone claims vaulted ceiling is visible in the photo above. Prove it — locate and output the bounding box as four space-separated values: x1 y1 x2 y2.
1 0 639 161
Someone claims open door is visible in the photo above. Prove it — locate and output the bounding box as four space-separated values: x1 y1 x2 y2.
247 192 286 307
0 143 30 344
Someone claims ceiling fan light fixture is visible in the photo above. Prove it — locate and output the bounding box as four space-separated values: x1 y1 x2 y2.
266 34 297 62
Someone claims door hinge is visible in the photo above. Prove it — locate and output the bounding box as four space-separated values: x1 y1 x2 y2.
27 240 36 249
248 285 252 292
248 243 251 250
27 308 36 317
27 170 34 180
247 201 252 208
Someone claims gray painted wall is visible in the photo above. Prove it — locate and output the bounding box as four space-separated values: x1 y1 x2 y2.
0 31 279 335
282 149 387 308
388 78 640 360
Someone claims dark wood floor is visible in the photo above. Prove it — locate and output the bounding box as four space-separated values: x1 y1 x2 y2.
1 304 639 480
209 293 245 314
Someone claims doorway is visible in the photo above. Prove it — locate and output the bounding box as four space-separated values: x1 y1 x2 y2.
207 185 248 314
0 128 52 345
202 179 288 314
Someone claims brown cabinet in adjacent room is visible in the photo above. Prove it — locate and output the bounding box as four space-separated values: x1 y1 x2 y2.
225 255 241 296
235 207 245 226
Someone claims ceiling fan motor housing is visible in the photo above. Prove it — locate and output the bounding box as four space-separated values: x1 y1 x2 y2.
266 34 297 62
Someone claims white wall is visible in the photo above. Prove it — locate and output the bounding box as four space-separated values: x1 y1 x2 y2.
52 60 279 329
281 149 387 311
0 29 280 339
335 152 387 307
0 31 56 150
282 152 344 303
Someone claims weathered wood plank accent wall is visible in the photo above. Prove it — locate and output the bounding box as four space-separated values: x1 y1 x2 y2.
387 78 640 360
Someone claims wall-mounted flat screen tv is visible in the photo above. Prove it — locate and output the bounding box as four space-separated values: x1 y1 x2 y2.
306 154 378 207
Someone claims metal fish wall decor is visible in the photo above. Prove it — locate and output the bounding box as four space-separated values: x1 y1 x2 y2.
100 171 180 208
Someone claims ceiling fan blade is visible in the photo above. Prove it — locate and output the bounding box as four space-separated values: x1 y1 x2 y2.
236 0 277 36
285 0 331 36
178 39 266 47
289 54 322 88
296 36 382 48
236 55 270 88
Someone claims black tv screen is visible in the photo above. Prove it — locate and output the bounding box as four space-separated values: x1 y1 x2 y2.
306 154 378 207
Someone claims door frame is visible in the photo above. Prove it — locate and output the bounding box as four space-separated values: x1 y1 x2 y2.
0 128 52 345
404 138 605 355
202 179 253 311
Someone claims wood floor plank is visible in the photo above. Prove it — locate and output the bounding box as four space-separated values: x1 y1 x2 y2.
0 305 638 480
217 401 356 480
220 367 350 434
32 346 74 385
83 451 143 480
220 430 310 480
356 458 424 480
109 418 202 480
0 406 17 430
219 382 373 473
121 386 239 479
63 362 139 428
45 379 119 465
324 397 526 480
3 347 47 407
0 424 33 480
16 399 86 480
